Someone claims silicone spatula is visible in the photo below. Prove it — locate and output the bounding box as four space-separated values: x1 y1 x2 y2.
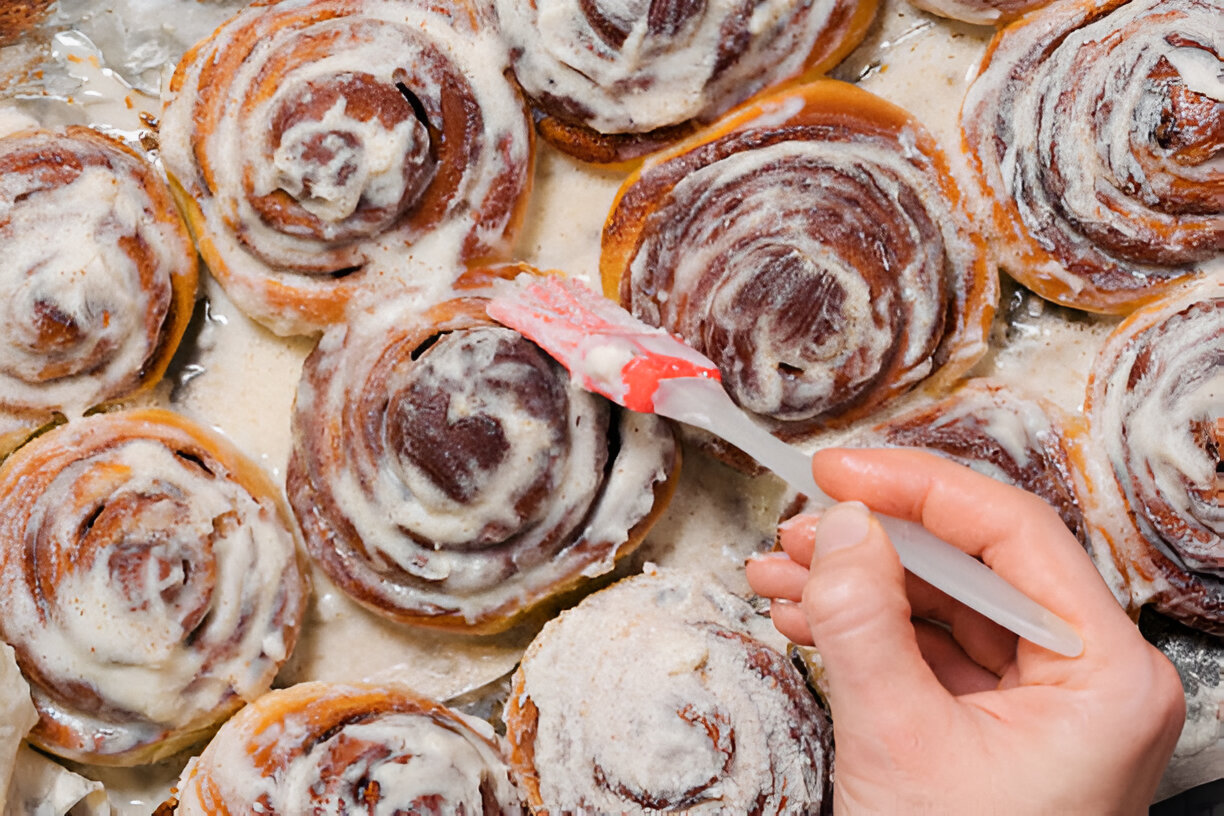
487 274 1083 658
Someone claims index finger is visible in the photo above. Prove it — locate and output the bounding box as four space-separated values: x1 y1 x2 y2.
810 447 1129 644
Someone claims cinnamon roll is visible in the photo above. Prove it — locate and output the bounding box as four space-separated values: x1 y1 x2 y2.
494 0 878 164
166 682 521 815
504 566 832 814
0 409 310 765
1080 279 1224 634
160 0 534 336
0 127 197 457
287 268 680 633
602 80 995 458
960 0 1223 314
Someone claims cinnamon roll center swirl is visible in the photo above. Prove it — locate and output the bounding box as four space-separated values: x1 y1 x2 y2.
0 164 166 383
253 71 436 244
379 327 590 550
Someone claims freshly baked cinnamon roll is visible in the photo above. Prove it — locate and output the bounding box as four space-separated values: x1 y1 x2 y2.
504 566 832 814
0 127 197 457
603 80 995 459
160 0 534 336
960 0 1222 314
1080 279 1224 634
495 0 877 164
165 682 521 815
287 267 680 633
0 409 310 765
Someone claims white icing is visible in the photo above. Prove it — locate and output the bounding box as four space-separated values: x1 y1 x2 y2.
624 124 984 426
173 683 520 814
513 568 828 813
294 292 675 623
959 0 1222 306
1166 44 1224 103
0 414 305 762
0 131 192 421
158 0 532 336
497 0 849 133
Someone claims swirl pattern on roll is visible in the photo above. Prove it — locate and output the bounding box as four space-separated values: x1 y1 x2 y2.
1082 279 1224 634
960 0 1223 314
160 0 534 336
168 682 521 815
505 567 832 814
494 0 877 163
0 127 197 455
602 80 995 453
0 409 310 765
287 270 679 632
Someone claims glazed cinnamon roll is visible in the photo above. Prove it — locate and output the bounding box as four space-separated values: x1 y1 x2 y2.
287 268 679 633
0 409 310 765
166 682 521 815
960 0 1223 314
0 127 197 457
505 566 832 814
1080 279 1224 634
603 80 995 458
160 0 534 336
494 0 877 164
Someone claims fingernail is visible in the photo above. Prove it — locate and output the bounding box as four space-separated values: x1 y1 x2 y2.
812 502 871 556
778 515 807 533
746 550 793 562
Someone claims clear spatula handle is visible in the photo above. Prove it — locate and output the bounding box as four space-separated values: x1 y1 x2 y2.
654 378 1083 658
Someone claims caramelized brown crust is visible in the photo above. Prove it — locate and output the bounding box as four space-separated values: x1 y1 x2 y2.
960 0 1223 314
287 266 680 633
160 0 534 335
0 127 197 457
169 682 521 815
0 0 52 47
504 568 832 814
497 0 878 164
0 409 310 765
602 80 995 464
1080 280 1224 634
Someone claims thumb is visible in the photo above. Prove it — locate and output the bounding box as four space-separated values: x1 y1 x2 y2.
801 502 948 732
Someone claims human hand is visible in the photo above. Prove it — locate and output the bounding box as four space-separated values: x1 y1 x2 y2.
745 448 1185 815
